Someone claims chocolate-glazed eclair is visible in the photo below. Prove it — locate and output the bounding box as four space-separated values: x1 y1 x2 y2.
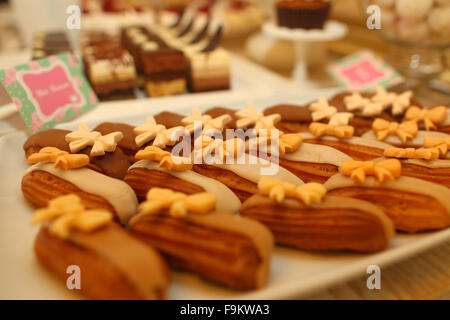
130 188 273 290
33 194 169 300
231 104 353 183
325 159 450 232
204 106 238 129
264 87 421 136
23 125 131 179
263 103 312 134
241 177 394 252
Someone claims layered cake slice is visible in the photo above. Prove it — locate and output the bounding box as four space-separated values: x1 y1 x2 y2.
82 32 137 98
122 26 187 97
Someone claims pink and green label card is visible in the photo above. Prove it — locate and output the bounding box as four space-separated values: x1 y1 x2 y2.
327 50 404 92
0 52 98 133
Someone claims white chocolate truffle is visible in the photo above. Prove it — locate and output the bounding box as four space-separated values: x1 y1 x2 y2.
395 0 433 20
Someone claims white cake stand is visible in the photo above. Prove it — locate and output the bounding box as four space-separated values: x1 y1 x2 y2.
262 21 348 83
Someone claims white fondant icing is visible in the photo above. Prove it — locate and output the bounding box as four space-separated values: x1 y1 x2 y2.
282 142 352 167
403 158 450 169
300 132 394 150
211 154 304 185
324 174 450 215
26 163 138 225
128 160 241 214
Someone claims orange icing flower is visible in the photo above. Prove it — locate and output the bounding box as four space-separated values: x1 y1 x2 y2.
340 159 402 183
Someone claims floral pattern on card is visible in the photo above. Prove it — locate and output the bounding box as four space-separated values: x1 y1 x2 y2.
0 52 98 133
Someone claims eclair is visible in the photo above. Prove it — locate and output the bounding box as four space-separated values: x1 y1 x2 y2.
129 188 274 290
192 135 304 202
23 123 131 179
33 194 169 299
299 125 393 161
264 87 420 136
22 147 138 225
124 146 241 213
241 177 395 252
325 159 450 232
361 122 450 153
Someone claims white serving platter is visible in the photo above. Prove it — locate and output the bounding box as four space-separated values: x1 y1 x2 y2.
1 91 450 300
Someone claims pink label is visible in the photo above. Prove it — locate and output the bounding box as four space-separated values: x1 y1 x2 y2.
22 65 82 117
340 60 384 87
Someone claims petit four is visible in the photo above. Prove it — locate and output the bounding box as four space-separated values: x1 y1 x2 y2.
130 188 273 289
241 177 394 252
33 194 169 299
121 26 187 97
82 32 137 97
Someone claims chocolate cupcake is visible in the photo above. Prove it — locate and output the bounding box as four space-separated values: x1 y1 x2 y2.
276 0 331 30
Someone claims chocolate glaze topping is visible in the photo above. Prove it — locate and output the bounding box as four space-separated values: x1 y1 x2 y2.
264 104 311 123
204 107 238 129
94 122 139 153
153 111 184 128
23 129 131 179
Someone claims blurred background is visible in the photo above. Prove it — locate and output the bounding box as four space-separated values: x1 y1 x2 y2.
0 0 449 106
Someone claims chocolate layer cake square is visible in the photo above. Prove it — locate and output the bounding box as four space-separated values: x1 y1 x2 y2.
122 26 187 97
82 32 137 97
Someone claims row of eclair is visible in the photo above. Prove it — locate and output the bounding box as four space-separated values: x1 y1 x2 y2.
21 87 450 299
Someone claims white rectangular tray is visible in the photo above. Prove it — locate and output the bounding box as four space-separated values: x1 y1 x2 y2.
1 91 449 299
